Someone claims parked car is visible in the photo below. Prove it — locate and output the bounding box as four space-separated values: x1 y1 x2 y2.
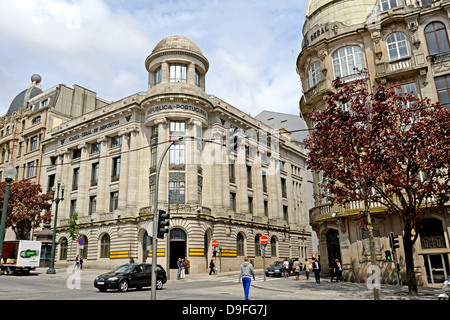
94 263 167 292
265 259 300 277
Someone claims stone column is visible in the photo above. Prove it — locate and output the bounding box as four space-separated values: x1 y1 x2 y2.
154 118 168 206
127 127 140 209
186 119 201 205
118 130 130 210
96 136 109 213
76 143 89 216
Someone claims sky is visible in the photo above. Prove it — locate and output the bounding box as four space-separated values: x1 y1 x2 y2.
0 0 307 118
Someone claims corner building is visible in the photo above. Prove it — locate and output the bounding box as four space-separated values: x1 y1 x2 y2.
44 36 312 272
297 0 450 285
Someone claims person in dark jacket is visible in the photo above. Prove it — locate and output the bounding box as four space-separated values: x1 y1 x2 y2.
312 258 321 284
209 259 216 275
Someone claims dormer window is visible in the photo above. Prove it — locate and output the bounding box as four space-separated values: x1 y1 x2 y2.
169 64 187 83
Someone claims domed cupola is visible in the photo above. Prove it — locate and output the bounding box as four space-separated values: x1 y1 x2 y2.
144 35 209 98
6 74 43 117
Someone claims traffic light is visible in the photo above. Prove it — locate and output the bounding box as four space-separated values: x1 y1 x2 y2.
389 232 400 252
157 209 170 240
385 250 392 261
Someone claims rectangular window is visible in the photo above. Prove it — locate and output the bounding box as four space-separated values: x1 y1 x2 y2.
48 174 55 193
229 163 236 183
169 64 187 83
91 143 101 154
72 168 79 190
111 136 122 148
112 157 121 181
248 197 253 214
70 200 77 217
154 66 162 85
380 0 399 11
169 181 185 204
27 161 35 178
89 196 97 215
262 173 267 193
281 178 287 198
264 200 269 217
169 143 185 170
73 149 81 159
435 74 450 108
230 193 236 211
110 191 119 212
283 205 289 222
246 165 252 188
91 163 99 186
30 136 38 151
170 120 185 133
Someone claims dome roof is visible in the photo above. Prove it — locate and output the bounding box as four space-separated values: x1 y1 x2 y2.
304 0 378 35
7 74 43 116
152 35 203 56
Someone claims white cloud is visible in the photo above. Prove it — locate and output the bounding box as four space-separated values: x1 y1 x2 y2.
0 0 306 117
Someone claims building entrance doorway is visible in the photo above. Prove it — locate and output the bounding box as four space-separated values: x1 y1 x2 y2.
424 254 449 285
170 228 186 269
326 229 342 268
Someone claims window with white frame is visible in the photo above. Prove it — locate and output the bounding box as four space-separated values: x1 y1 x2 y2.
169 64 187 83
332 46 364 79
307 61 321 89
380 0 399 11
387 32 409 61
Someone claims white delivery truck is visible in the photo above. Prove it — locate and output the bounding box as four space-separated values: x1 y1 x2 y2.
1 240 42 275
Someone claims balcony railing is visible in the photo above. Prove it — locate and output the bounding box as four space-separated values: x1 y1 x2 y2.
376 56 414 77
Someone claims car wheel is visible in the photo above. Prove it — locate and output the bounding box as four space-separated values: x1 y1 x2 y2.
118 280 129 292
156 279 163 290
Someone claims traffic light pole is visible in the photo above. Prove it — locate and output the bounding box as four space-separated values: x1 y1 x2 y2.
151 138 181 300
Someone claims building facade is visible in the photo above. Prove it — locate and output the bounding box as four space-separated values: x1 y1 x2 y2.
43 36 312 272
0 75 107 241
297 0 450 285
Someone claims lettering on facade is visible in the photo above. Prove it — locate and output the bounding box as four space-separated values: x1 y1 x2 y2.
146 104 207 118
302 25 330 50
61 119 121 145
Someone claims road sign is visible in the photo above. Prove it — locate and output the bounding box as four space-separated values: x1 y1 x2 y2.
212 240 218 247
260 236 269 245
78 237 84 246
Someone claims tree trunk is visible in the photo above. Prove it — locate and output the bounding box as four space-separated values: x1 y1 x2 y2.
403 225 418 294
364 186 380 300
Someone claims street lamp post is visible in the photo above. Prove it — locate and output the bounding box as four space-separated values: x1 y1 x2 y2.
46 180 65 274
0 163 17 269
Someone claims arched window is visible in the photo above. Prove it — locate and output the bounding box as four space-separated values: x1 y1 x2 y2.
386 33 409 61
237 233 245 256
425 22 450 56
270 237 277 257
254 235 261 256
59 237 68 260
332 46 364 79
80 235 88 259
307 61 321 89
100 234 110 258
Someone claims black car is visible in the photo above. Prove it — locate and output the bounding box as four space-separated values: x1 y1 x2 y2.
94 263 167 292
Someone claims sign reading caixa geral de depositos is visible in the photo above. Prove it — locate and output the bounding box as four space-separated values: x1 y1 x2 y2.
145 104 208 120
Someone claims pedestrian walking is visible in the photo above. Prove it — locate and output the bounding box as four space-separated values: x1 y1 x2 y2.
177 258 182 280
180 258 186 279
209 259 216 275
184 257 190 275
238 256 255 300
335 259 343 282
304 258 311 280
129 257 135 263
312 258 321 284
282 258 290 278
293 258 301 280
329 258 336 282
75 255 83 269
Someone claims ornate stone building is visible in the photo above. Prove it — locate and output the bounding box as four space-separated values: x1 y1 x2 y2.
0 75 107 240
297 0 450 285
43 36 312 272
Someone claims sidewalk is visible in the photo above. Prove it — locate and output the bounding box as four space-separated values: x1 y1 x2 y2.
36 267 442 300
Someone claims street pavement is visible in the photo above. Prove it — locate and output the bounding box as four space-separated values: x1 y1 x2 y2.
34 267 442 300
